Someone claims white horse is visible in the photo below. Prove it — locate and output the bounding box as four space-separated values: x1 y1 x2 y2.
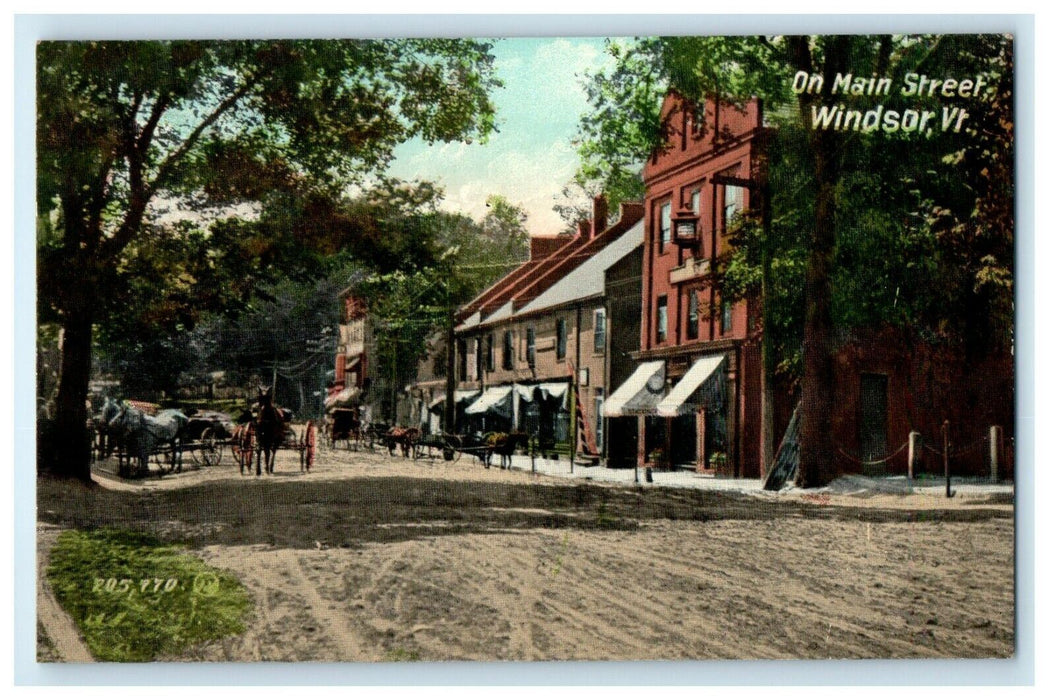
108 403 189 477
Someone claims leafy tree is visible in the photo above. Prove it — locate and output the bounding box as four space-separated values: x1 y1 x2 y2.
574 35 1013 486
37 39 501 481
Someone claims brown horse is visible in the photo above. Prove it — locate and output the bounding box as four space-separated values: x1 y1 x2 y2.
483 431 528 469
384 426 421 458
254 387 287 476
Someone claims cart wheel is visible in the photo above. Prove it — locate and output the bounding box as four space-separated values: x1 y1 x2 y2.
304 421 317 472
200 427 221 466
443 434 462 462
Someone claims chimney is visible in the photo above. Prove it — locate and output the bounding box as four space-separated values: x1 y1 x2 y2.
577 220 591 239
592 195 608 236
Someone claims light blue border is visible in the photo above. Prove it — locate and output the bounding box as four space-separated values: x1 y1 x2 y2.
13 14 1035 686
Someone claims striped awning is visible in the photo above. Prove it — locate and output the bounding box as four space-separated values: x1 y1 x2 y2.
656 355 726 417
603 361 666 417
325 385 360 409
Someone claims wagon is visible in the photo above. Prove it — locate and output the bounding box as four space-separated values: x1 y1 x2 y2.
231 417 318 474
181 410 236 467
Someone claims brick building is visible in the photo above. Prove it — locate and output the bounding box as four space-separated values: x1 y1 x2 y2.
606 91 1013 480
450 198 644 457
606 93 768 476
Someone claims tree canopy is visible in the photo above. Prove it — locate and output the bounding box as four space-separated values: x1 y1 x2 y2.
37 38 502 480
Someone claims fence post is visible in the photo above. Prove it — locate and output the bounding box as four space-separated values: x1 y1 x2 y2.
908 431 921 481
942 420 951 498
990 425 1002 482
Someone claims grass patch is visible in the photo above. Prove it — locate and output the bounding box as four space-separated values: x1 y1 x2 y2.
46 529 251 661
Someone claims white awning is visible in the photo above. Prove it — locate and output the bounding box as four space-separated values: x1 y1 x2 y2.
656 355 726 417
325 385 360 409
465 386 513 416
514 384 536 402
603 360 666 417
536 382 569 402
428 390 481 413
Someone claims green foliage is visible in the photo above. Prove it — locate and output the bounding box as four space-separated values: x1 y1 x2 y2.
37 39 502 476
574 34 1014 373
46 529 251 661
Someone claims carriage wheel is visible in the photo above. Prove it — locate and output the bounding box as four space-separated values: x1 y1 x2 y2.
199 427 221 467
443 434 462 462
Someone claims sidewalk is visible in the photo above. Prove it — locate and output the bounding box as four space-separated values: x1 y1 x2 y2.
496 453 1015 498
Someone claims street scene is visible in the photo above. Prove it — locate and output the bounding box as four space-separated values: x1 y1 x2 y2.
34 34 1015 664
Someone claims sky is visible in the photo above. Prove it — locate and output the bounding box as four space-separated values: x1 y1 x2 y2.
386 37 615 235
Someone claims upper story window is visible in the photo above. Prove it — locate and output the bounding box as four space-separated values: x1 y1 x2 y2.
457 339 468 381
656 295 668 344
721 299 734 334
525 327 536 368
691 189 701 215
691 103 705 136
502 330 514 370
556 318 567 360
484 334 494 372
723 185 744 232
659 201 672 252
686 290 699 341
593 308 606 353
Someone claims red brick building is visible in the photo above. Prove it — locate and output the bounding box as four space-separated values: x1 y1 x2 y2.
606 91 1014 481
606 93 768 476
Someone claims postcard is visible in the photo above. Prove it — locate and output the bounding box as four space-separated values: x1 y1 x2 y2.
29 26 1020 673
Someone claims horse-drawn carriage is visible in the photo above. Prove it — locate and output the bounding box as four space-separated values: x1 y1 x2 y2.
91 398 190 478
230 388 317 476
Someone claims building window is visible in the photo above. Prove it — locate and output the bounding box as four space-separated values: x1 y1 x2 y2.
691 189 701 215
526 327 536 367
484 334 494 372
723 185 744 232
656 295 668 343
457 339 467 381
691 103 705 135
556 318 567 360
659 201 672 251
722 300 734 334
686 290 699 340
502 330 514 370
593 308 606 353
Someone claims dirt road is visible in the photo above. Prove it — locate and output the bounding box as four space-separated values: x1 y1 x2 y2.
37 443 1015 661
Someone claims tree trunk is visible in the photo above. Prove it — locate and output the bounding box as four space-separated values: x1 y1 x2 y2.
795 170 839 487
45 306 95 482
791 35 847 489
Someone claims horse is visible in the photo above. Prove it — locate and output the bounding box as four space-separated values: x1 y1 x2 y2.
107 403 188 477
383 426 421 458
92 397 123 463
253 387 288 476
483 431 529 470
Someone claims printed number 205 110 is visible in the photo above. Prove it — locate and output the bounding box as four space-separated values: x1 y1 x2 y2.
92 578 181 594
